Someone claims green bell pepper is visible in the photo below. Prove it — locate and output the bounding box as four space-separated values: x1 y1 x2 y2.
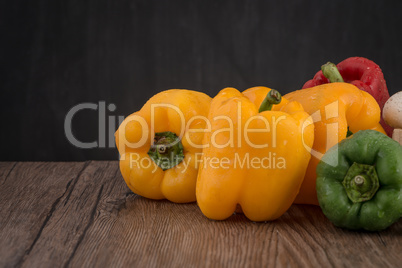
316 130 402 231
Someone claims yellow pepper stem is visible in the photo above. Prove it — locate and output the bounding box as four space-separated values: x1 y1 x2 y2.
258 89 282 112
147 131 184 170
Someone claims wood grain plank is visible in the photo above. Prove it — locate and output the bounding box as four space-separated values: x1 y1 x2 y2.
0 162 88 267
0 162 16 184
66 174 402 268
283 206 402 267
19 161 120 268
1 162 401 267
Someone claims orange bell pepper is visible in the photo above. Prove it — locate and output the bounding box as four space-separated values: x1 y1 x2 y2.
285 83 385 205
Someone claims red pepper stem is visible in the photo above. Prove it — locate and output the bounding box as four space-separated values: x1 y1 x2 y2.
322 62 351 137
321 62 344 83
259 89 282 112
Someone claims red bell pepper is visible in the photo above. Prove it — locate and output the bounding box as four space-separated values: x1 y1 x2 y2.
302 57 393 136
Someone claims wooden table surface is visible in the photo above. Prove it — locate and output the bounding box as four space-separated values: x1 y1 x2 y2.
0 161 400 267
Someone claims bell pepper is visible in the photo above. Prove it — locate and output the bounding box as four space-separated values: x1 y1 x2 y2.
303 57 393 136
316 130 402 231
284 83 386 205
196 87 314 221
115 89 211 203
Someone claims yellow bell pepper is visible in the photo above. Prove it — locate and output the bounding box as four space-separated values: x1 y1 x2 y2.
196 87 314 221
284 82 386 205
116 89 211 203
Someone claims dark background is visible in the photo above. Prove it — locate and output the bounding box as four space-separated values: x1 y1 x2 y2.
1 0 401 161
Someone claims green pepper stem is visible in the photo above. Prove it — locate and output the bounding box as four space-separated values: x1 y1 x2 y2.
342 162 380 203
147 131 184 171
354 175 365 186
321 62 344 83
259 89 282 113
